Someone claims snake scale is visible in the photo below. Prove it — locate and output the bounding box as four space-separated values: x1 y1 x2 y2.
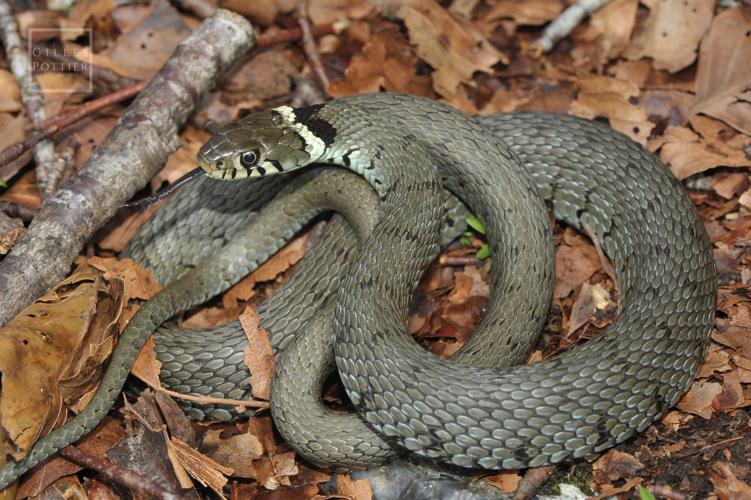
0 93 715 487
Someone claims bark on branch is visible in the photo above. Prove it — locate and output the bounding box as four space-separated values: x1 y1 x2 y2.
0 9 256 327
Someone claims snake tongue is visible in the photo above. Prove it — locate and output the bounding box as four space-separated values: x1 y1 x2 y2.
122 166 205 210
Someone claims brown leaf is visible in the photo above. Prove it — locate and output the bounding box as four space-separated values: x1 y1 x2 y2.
221 0 278 26
330 25 433 98
485 471 521 493
395 0 506 98
169 437 234 498
553 230 601 299
17 417 125 498
0 114 32 182
569 75 654 144
337 473 373 500
0 213 23 255
88 256 162 330
240 308 275 401
623 0 715 73
60 0 117 41
661 410 693 432
0 262 122 464
592 449 644 483
692 8 751 135
202 428 264 478
0 169 38 209
221 50 299 105
710 462 751 500
711 173 750 200
677 380 723 418
0 70 20 113
485 0 563 25
648 116 751 179
698 345 732 378
712 370 746 412
105 1 191 80
572 0 639 66
221 230 313 311
567 282 614 335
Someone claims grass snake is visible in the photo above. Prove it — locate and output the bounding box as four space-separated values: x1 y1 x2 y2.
0 93 715 487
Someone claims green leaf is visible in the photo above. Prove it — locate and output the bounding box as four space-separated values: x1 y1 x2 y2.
459 233 471 246
0 179 6 189
638 486 656 500
476 244 490 260
466 215 485 235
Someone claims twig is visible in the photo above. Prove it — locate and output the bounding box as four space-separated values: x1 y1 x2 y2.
439 255 481 266
675 436 743 459
514 466 555 500
61 445 182 500
257 22 339 48
296 1 330 94
0 82 146 169
0 0 59 198
0 9 256 328
531 0 613 54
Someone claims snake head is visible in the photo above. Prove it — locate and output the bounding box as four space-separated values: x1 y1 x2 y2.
197 106 329 181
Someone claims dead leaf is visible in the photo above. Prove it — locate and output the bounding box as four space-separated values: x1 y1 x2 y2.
221 230 313 311
202 428 264 478
16 417 125 498
168 437 234 498
710 462 751 499
60 0 117 42
553 229 601 299
569 75 654 144
220 0 278 26
485 471 521 493
105 1 191 81
330 25 433 98
0 213 23 255
240 308 275 401
567 282 614 335
395 0 506 98
692 8 751 135
485 0 563 25
592 449 644 483
624 0 715 73
648 116 751 179
711 173 750 200
677 379 723 418
221 50 299 105
0 262 123 464
712 370 746 412
337 473 373 500
0 70 20 113
572 0 639 66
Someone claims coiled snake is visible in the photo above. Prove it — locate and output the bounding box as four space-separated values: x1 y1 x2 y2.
0 94 715 487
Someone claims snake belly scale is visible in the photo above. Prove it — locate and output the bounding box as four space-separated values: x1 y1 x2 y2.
0 93 715 487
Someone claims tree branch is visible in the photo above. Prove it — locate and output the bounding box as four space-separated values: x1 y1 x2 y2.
0 9 256 327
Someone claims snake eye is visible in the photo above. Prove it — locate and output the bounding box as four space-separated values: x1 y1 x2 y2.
239 150 259 168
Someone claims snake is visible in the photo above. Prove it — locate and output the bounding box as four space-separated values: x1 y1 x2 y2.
0 93 716 487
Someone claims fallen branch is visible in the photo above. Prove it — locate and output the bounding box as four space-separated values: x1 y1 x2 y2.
0 82 146 168
0 0 58 197
61 446 182 500
531 0 613 54
0 9 256 327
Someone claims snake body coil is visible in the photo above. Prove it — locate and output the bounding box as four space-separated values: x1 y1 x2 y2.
0 93 715 487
